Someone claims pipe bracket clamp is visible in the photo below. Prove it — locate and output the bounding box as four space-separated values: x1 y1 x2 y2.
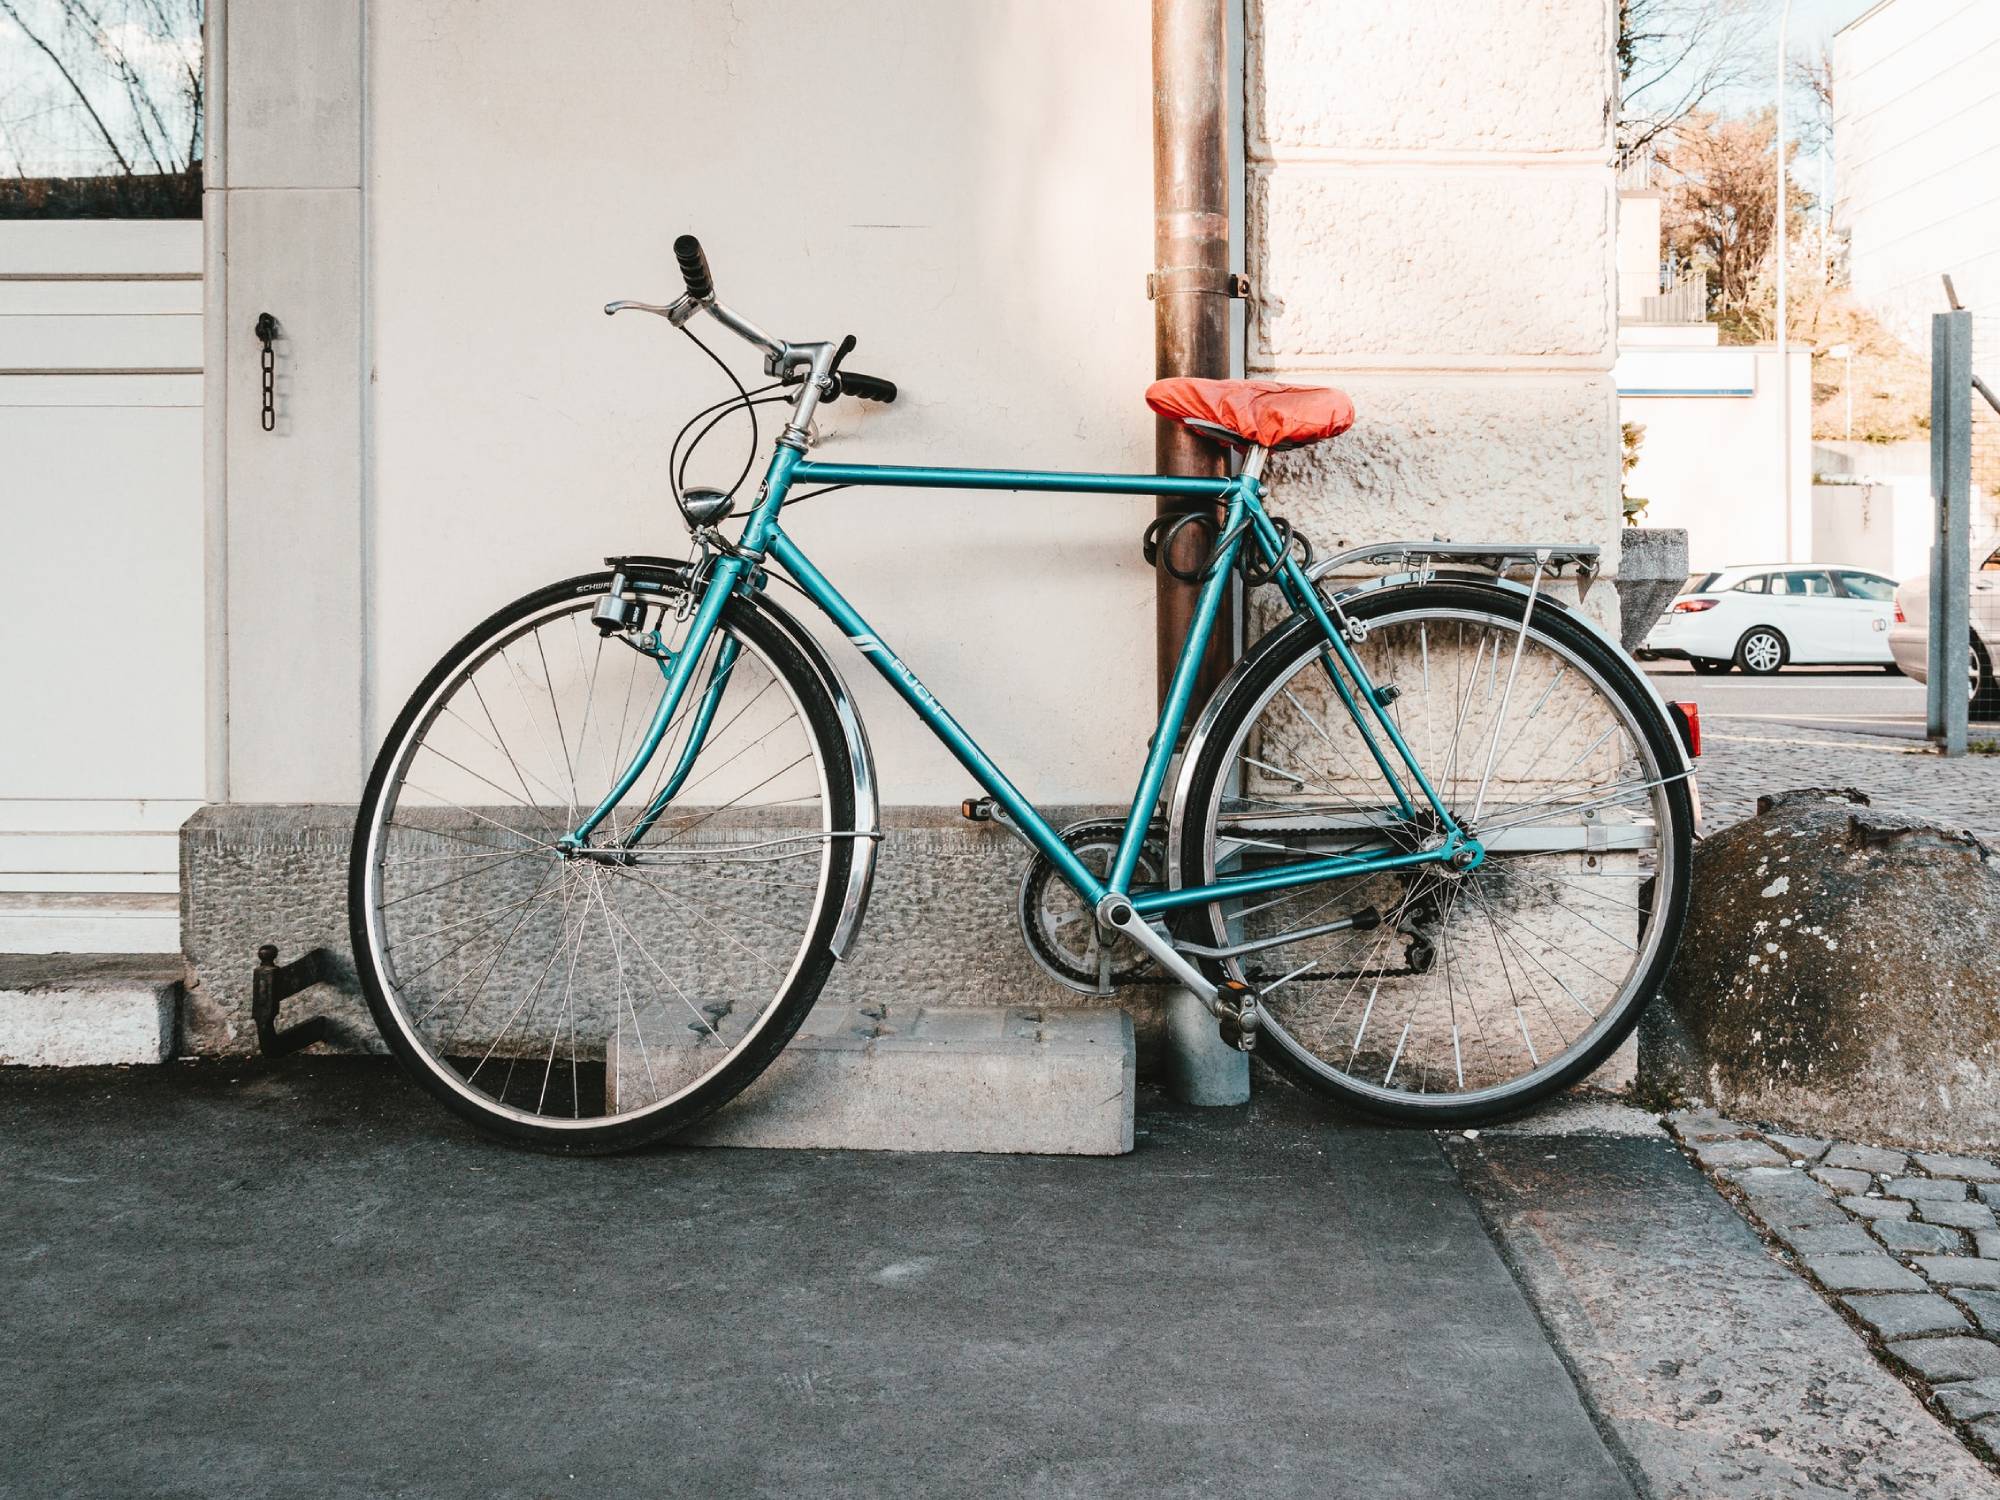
1146 267 1251 301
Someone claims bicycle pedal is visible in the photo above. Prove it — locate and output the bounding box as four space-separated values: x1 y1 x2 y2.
1215 980 1260 1054
960 796 997 822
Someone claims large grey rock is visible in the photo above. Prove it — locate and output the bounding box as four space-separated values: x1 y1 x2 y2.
1641 788 2000 1149
1614 526 1688 653
0 953 181 1066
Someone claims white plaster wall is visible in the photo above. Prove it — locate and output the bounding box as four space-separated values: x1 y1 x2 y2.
1618 192 1663 318
1620 348 1813 571
1247 0 1623 569
365 0 1157 806
1834 0 2000 351
1811 481 1932 581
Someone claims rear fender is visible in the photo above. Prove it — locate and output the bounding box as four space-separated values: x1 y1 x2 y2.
1163 569 1690 890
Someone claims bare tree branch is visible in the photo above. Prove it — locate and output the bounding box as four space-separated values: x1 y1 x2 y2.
0 0 133 173
1618 0 1773 167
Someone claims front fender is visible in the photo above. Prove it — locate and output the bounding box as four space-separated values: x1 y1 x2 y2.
618 557 880 960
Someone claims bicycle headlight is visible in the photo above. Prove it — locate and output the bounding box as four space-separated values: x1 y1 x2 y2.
679 485 736 529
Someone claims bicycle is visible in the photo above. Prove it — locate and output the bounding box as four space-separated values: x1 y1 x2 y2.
349 235 1697 1152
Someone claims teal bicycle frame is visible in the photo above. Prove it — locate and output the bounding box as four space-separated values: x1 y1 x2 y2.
566 443 1479 924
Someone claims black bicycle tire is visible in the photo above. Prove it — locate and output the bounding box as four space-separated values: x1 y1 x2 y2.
348 570 855 1154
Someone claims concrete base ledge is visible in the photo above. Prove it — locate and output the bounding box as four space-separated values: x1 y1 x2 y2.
639 1002 1135 1155
0 953 181 1066
179 802 1168 1060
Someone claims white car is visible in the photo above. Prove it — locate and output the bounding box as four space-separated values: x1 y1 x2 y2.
1641 564 1900 675
1888 541 2000 707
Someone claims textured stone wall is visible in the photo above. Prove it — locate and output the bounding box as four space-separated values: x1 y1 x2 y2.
180 805 1172 1060
1248 0 1622 566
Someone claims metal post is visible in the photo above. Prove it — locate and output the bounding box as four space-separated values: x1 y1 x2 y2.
1151 0 1233 704
1152 0 1248 1109
1776 0 1795 559
1928 309 1972 757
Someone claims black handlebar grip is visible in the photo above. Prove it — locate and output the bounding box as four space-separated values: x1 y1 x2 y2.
837 372 898 404
673 235 714 301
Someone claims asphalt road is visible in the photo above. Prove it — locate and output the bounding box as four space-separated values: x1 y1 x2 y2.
1643 661 1998 740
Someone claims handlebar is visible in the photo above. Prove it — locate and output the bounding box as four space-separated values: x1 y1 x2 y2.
835 372 898 404
608 233 899 418
673 234 715 302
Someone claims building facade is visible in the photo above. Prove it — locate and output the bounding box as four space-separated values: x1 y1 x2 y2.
7 1 1627 1072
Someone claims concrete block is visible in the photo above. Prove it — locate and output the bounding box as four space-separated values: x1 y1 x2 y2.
1251 168 1613 363
1250 0 1612 155
1886 1335 2000 1384
1162 987 1249 1106
1615 528 1688 652
0 954 179 1065
1800 1253 1925 1293
1260 376 1621 564
610 1003 1134 1156
1839 1292 1969 1338
1915 1257 2000 1289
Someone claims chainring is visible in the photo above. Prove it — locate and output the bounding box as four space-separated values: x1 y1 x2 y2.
1017 817 1165 994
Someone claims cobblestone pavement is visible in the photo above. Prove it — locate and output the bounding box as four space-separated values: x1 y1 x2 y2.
1669 1109 2000 1469
1697 723 2000 842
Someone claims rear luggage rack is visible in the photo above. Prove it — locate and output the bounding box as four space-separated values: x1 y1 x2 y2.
1305 540 1602 599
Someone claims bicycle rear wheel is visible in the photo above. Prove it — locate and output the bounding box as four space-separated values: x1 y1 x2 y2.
350 570 854 1152
1175 580 1693 1124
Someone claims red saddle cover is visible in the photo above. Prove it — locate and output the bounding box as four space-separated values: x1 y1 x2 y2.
1145 377 1356 449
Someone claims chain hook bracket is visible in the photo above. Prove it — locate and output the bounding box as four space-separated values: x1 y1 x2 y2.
253 312 279 432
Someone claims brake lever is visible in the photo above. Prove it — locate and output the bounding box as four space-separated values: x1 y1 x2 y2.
604 295 700 328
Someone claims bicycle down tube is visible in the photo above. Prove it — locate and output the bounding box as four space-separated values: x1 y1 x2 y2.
566 451 1477 916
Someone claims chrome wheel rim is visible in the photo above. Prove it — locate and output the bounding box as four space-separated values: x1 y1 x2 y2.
1742 632 1782 672
1190 606 1680 1109
358 592 835 1132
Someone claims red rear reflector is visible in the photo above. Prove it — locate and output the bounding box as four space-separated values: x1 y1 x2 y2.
1668 700 1701 758
1895 602 1906 623
1672 598 1718 613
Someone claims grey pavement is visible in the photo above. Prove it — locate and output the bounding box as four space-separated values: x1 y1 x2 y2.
1646 662 1939 740
4 1062 1995 1498
1 1061 1626 1500
1693 720 2000 843
1641 662 2000 841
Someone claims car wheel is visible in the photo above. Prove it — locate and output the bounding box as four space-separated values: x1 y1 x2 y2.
1689 658 1731 675
1975 637 1998 720
1735 628 1787 675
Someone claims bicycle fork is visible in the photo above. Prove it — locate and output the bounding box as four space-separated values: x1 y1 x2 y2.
563 554 750 853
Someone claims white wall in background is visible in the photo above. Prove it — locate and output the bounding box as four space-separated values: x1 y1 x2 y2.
0 221 204 952
364 0 1158 807
1835 0 2000 348
1620 347 1813 571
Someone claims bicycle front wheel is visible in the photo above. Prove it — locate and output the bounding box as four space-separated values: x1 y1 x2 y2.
350 570 854 1152
1175 580 1693 1124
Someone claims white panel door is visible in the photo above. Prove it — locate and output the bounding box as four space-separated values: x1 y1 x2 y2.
0 221 205 953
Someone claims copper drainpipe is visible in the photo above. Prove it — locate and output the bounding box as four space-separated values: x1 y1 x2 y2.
1151 0 1236 705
